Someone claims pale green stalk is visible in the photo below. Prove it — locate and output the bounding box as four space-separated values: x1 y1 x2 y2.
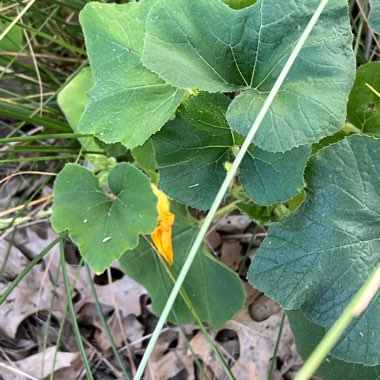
134 1 330 378
0 0 36 41
295 263 380 380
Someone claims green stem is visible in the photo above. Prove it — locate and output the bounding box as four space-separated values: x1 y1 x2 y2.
84 263 132 380
0 234 63 305
0 133 88 144
60 243 94 380
0 103 70 132
0 0 37 41
213 200 240 220
295 263 380 380
0 155 79 164
133 1 330 378
267 314 286 380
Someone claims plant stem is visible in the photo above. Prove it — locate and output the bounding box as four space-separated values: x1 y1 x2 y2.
267 313 286 380
0 133 88 143
295 263 380 380
60 242 94 380
133 1 330 378
84 263 132 380
0 0 37 41
0 234 63 305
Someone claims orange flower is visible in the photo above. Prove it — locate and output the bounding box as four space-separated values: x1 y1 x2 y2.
151 187 175 265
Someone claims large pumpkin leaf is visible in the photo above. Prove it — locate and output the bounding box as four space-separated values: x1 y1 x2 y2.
153 92 310 209
57 67 101 152
288 309 380 380
248 135 380 365
78 0 184 148
142 0 355 152
152 93 234 210
369 0 380 34
347 62 380 137
119 221 245 329
52 163 157 273
221 0 256 10
239 144 310 206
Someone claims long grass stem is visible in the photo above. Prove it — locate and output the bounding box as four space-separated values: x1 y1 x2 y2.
133 1 330 378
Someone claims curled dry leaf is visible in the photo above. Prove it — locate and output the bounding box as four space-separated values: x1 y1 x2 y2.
0 263 66 339
145 326 198 380
190 301 299 379
0 346 80 380
216 215 252 234
76 266 147 317
220 240 243 271
0 226 66 339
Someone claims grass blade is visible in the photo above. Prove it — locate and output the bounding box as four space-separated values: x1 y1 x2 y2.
133 1 330 378
84 263 132 380
60 241 94 380
0 234 63 305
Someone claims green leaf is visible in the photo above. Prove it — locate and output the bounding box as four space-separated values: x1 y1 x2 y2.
248 135 380 366
142 0 355 152
221 0 256 9
57 67 101 152
0 21 22 66
153 92 309 209
119 221 245 329
288 309 380 380
152 93 234 210
78 0 184 148
237 201 275 225
0 22 22 51
240 145 310 206
52 163 158 274
131 139 158 183
347 62 380 137
369 0 380 34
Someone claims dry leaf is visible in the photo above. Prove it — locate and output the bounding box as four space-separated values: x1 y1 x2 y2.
0 346 80 380
190 308 299 380
76 267 146 317
220 241 242 270
216 215 251 234
145 325 198 380
0 263 66 339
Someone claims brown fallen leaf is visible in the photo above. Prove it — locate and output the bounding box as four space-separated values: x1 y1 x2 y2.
0 346 80 380
144 325 198 380
216 215 252 234
0 263 66 339
220 240 242 270
76 266 147 318
190 308 299 380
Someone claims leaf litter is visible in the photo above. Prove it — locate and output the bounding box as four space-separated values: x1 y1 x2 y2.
1 196 308 379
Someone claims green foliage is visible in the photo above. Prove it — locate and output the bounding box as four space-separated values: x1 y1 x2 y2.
57 67 101 152
131 139 158 183
120 220 245 329
239 145 310 206
369 0 380 34
154 92 310 209
347 62 380 137
47 0 379 374
0 22 22 51
221 0 256 9
249 135 380 366
78 1 184 148
152 93 234 210
142 0 355 152
52 163 158 273
288 310 380 379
